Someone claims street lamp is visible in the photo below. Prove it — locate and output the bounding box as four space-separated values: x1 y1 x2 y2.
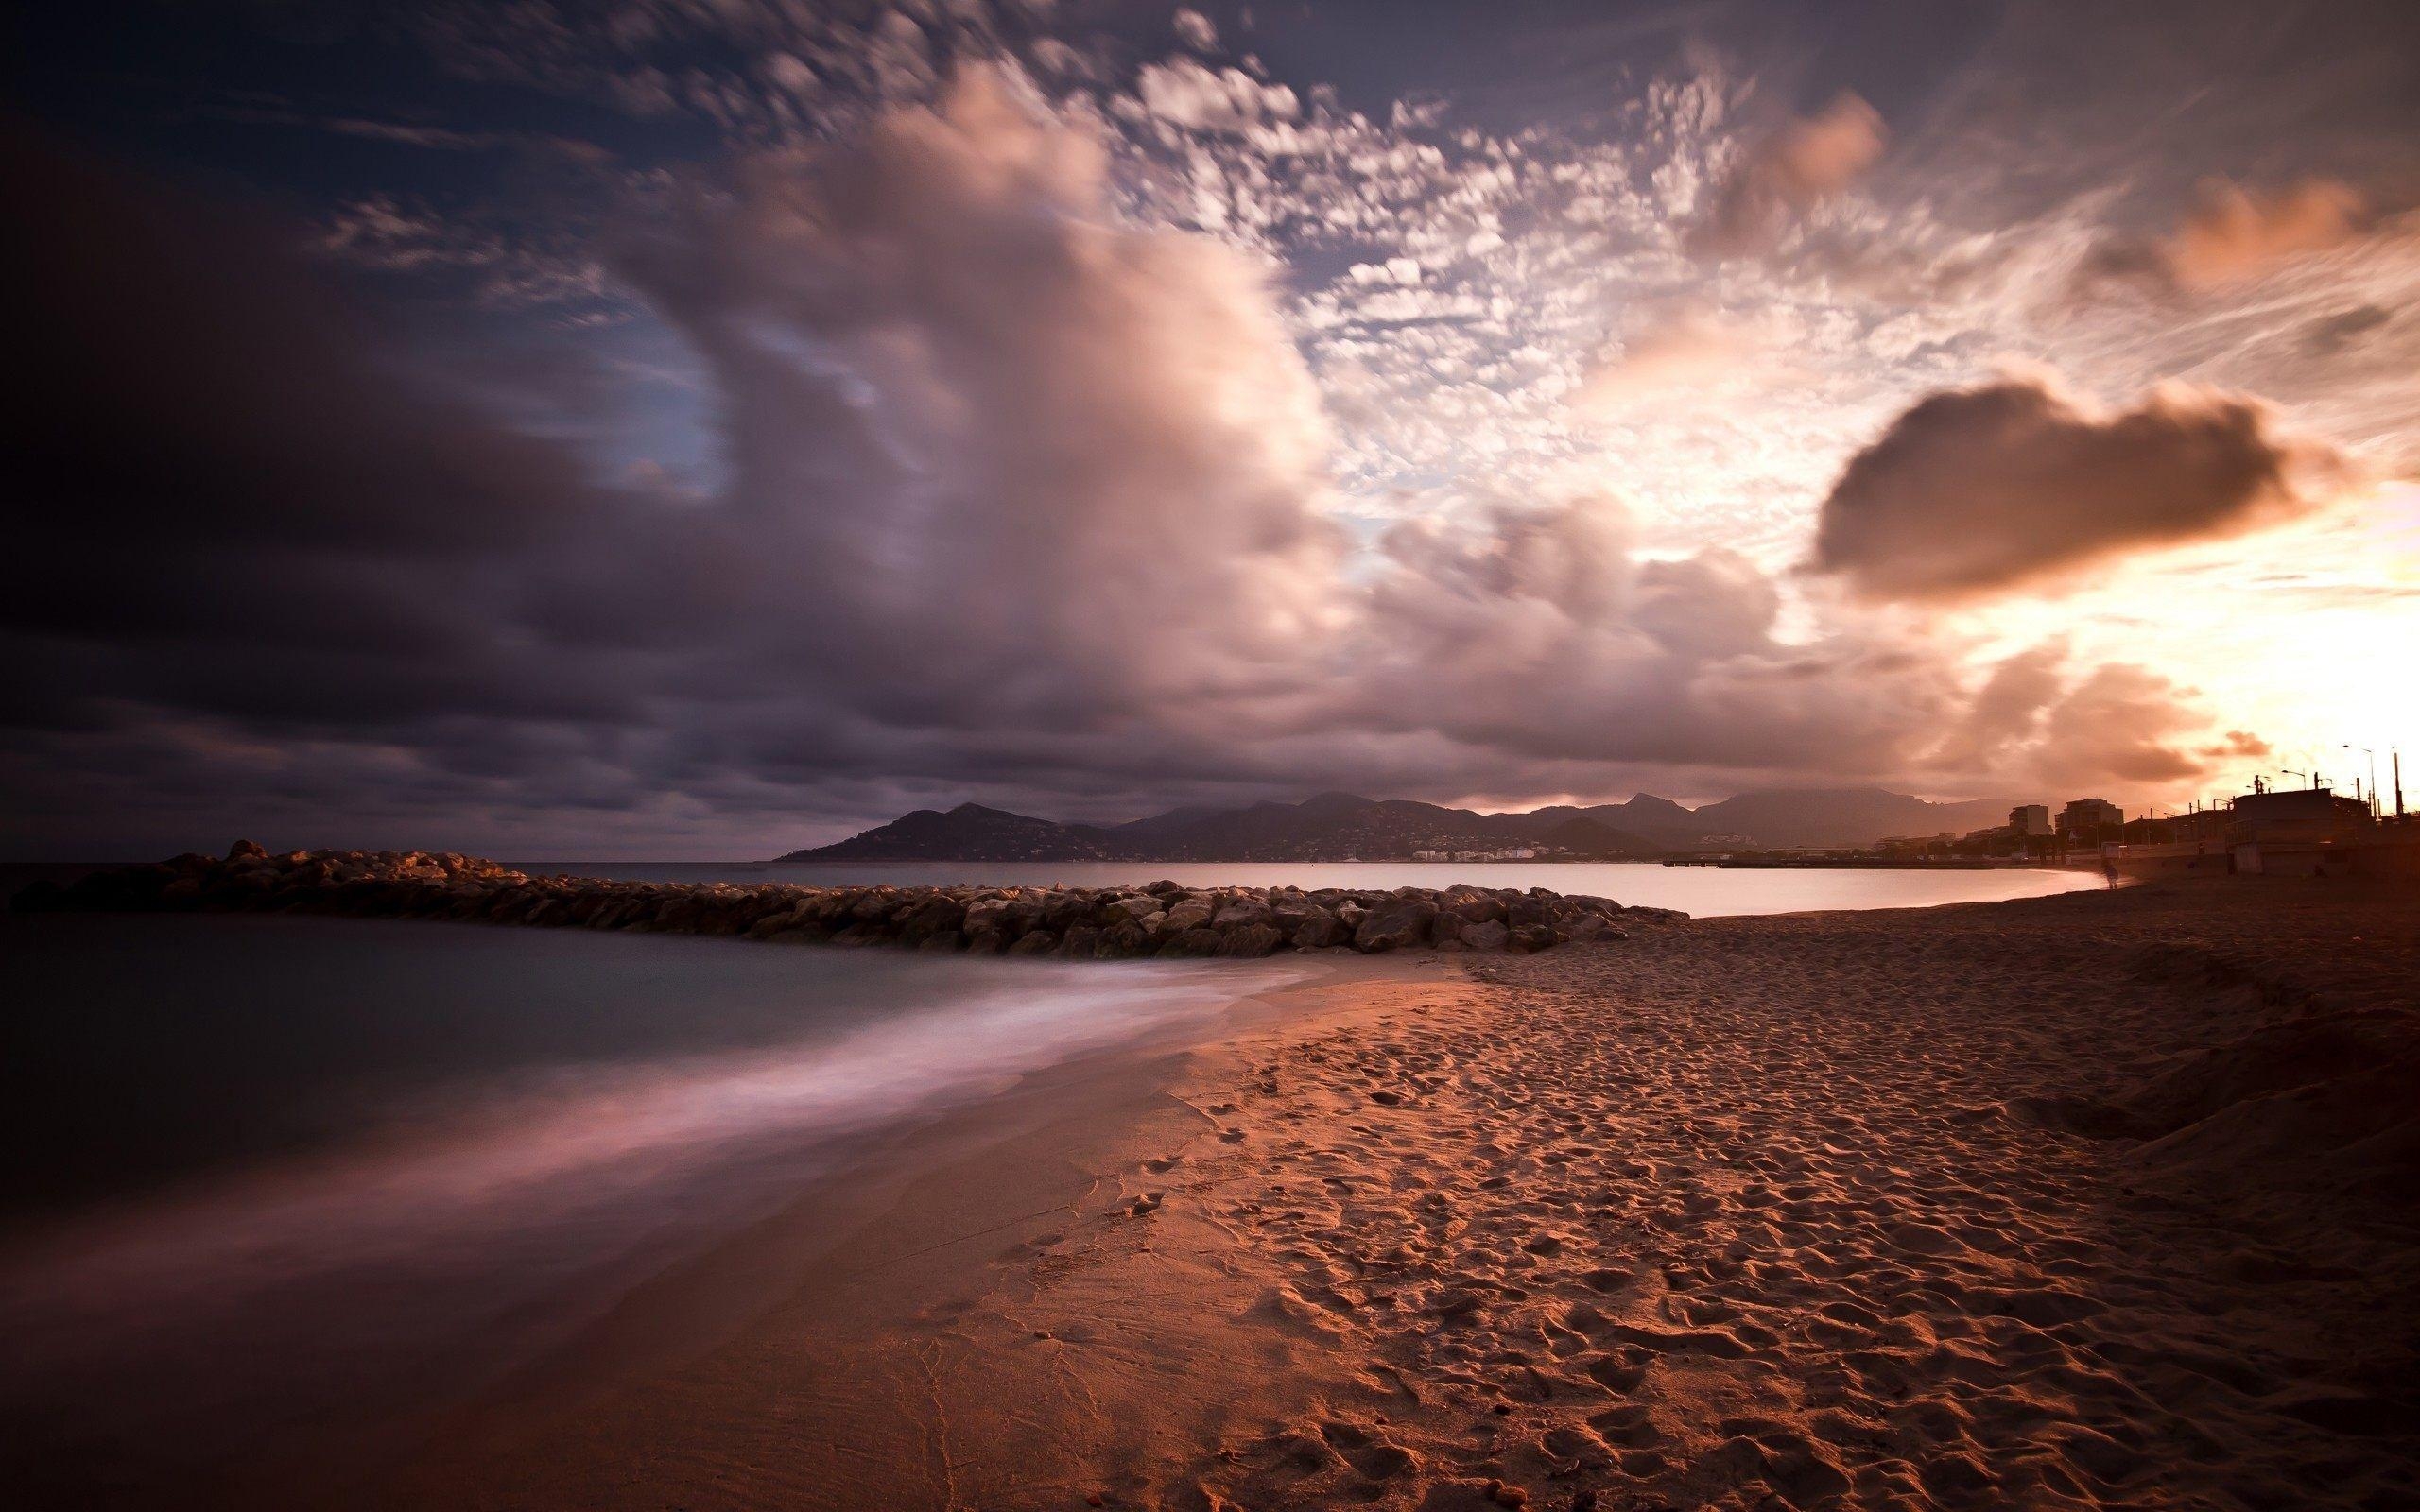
2344 745 2377 817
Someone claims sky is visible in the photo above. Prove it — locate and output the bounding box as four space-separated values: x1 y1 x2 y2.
5 0 2416 858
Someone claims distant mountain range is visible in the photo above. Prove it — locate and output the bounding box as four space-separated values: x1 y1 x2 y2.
777 787 2017 863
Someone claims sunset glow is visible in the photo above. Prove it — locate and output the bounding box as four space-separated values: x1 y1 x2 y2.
7 2 2416 852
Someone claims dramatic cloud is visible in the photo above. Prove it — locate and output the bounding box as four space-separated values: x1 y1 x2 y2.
2083 177 2371 296
1345 499 1973 781
0 124 618 730
615 68 1344 724
31 0 2400 856
1923 642 2218 789
1688 94 1885 258
1810 372 2351 602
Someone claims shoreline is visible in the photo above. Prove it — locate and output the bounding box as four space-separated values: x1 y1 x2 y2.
377 877 2420 1509
17 876 2417 1509
233 954 1463 1509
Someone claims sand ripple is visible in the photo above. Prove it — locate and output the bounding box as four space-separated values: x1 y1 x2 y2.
1167 880 2420 1510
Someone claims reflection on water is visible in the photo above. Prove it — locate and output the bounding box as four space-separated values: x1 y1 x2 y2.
0 914 1303 1488
525 858 2100 916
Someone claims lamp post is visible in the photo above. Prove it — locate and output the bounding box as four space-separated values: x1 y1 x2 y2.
2343 745 2377 818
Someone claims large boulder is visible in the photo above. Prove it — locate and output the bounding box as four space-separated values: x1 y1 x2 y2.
746 907 806 940
895 896 967 944
1160 896 1217 933
1355 898 1438 954
1157 928 1224 958
1508 923 1559 954
1094 922 1152 958
1459 919 1510 951
1507 894 1557 929
998 900 1046 937
1291 911 1346 949
1008 929 1060 956
1212 899 1274 931
1443 888 1505 923
961 897 1013 936
1218 923 1288 958
1104 894 1162 924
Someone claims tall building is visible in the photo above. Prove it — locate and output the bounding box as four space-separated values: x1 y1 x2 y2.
2058 799 2123 836
2009 804 2051 837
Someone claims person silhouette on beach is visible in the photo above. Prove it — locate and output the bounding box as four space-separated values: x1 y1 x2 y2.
2102 856 2120 889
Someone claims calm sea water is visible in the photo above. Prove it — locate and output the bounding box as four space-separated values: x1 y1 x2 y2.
516 858 2100 916
0 911 1305 1493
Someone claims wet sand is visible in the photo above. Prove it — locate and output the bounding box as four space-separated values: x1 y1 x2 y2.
216 879 2420 1507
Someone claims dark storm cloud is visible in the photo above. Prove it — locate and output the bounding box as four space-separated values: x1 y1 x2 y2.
0 123 652 742
0 123 662 838
2 72 2264 857
4 129 592 564
1809 371 2351 603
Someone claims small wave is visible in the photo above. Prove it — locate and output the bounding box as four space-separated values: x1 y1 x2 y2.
0 955 1304 1412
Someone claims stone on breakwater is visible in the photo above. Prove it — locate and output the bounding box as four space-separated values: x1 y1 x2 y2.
1291 912 1347 949
1160 897 1217 933
1353 898 1437 953
9 842 1685 960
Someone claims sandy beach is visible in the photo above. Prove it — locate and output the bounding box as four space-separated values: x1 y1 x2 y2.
171 874 2393 1512
18 4 2418 1504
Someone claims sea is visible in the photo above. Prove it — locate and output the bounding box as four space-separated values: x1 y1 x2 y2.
0 860 2092 1491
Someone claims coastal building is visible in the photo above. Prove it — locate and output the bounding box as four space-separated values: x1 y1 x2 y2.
2112 785 2415 880
2010 804 2051 837
2057 799 2122 838
2230 787 2373 842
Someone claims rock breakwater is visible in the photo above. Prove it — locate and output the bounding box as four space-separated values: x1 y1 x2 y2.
13 842 1685 958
